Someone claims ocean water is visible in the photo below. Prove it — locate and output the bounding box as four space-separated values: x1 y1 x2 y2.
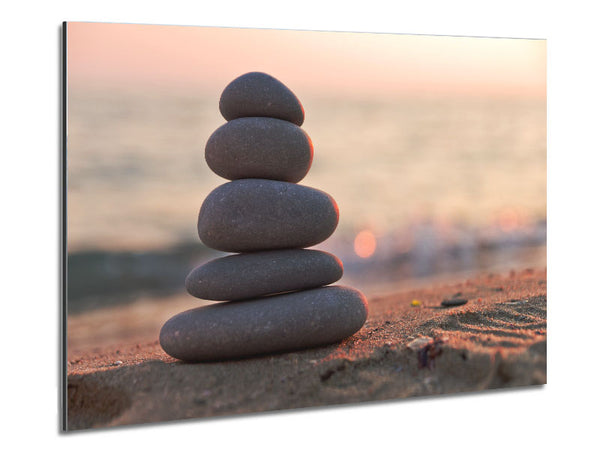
66 89 546 310
67 89 546 253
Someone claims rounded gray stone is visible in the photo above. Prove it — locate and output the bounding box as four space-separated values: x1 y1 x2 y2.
185 249 343 301
197 179 339 252
441 297 468 307
205 117 313 183
219 72 305 126
159 286 368 361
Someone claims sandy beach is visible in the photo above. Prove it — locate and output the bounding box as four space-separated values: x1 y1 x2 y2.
66 267 546 430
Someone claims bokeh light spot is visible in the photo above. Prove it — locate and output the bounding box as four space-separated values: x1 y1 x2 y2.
354 230 377 258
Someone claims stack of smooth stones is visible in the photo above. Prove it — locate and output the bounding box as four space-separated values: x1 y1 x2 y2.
160 72 368 361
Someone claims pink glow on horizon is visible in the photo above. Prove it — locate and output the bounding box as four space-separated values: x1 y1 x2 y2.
67 22 546 98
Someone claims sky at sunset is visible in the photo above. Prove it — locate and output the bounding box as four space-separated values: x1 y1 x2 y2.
67 22 546 99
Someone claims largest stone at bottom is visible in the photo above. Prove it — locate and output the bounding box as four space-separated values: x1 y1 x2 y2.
159 286 368 361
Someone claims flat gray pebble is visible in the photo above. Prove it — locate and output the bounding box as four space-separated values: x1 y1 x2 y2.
185 249 343 301
219 72 304 125
205 117 313 182
197 179 339 252
159 286 368 361
441 298 469 307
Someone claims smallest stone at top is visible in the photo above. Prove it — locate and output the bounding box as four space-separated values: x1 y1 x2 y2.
219 72 305 126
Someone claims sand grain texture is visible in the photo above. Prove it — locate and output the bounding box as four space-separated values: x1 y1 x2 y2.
67 269 546 431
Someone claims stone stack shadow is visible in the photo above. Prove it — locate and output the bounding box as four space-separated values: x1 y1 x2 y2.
160 72 368 361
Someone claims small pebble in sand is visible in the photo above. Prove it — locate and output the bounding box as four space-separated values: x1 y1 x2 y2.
441 297 468 307
407 337 433 351
417 337 447 369
504 300 528 305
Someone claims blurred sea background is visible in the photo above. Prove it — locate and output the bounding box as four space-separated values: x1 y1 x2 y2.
66 24 546 321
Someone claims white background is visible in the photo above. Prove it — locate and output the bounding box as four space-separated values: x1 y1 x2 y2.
1 0 598 448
